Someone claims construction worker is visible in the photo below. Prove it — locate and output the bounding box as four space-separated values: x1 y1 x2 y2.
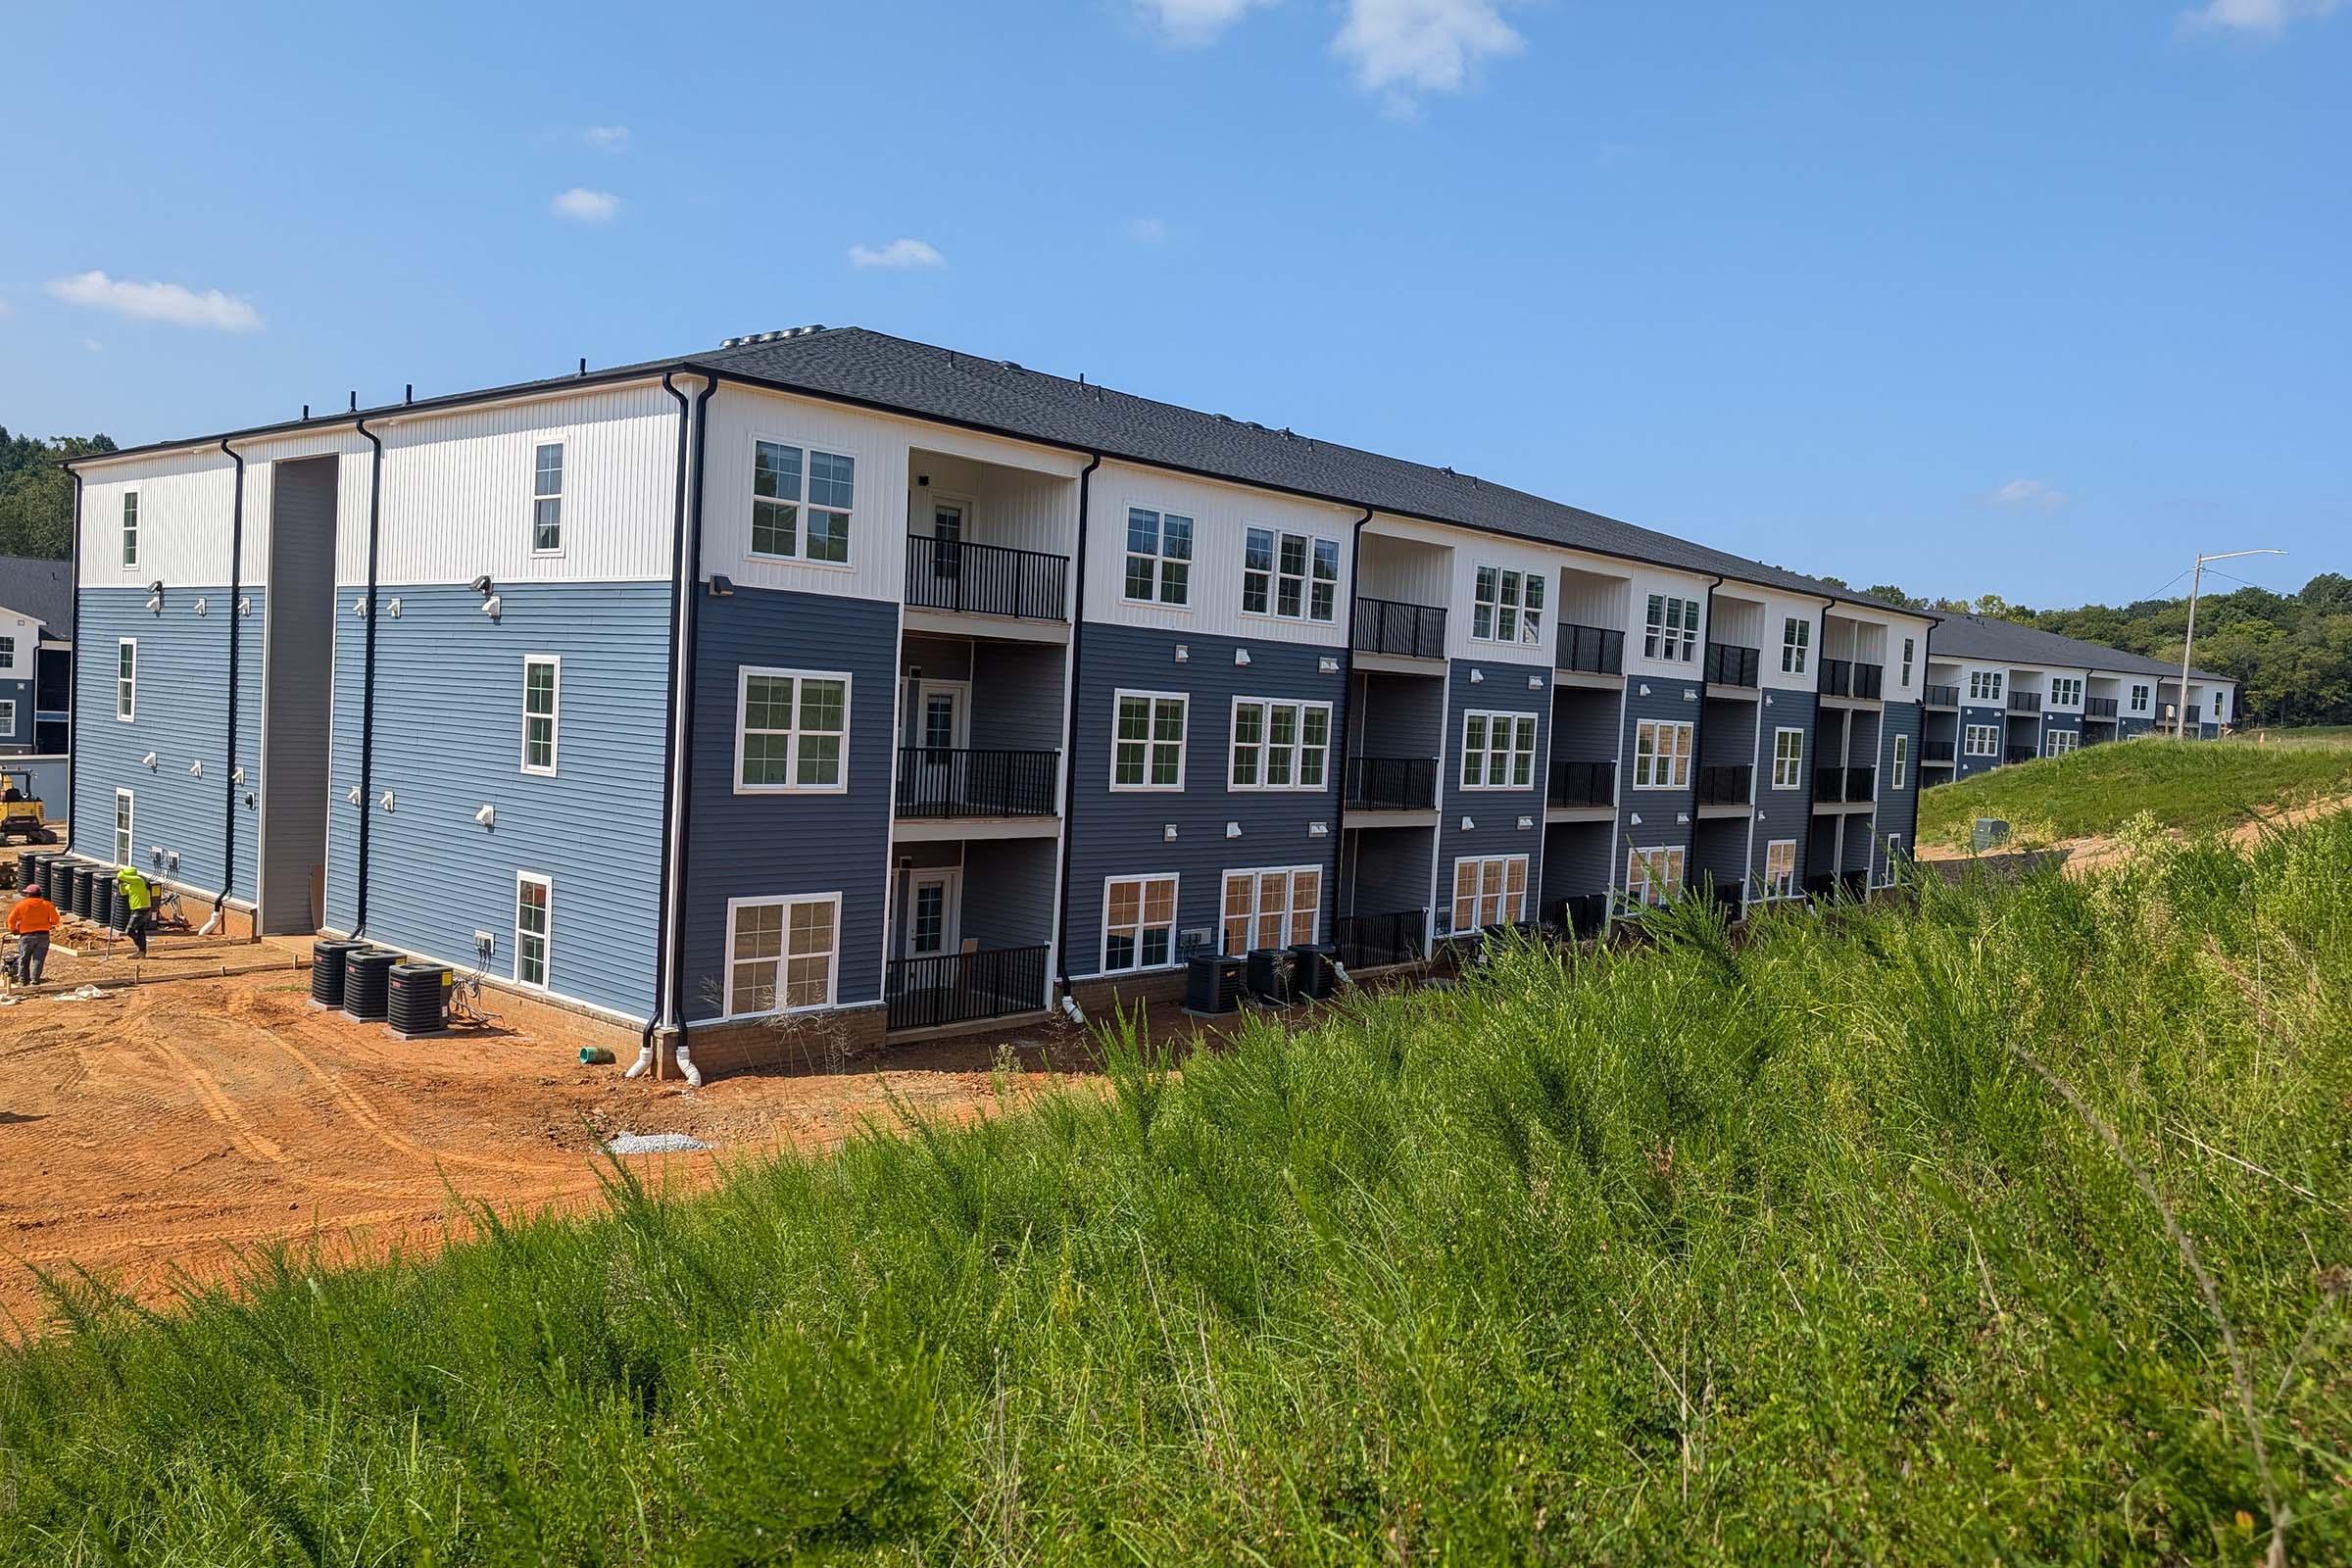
9 880 61 984
116 863 156 957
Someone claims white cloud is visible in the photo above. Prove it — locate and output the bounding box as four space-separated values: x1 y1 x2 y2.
2180 0 2340 34
583 124 630 151
1334 0 1524 107
1988 478 2071 512
81 338 105 354
551 187 621 221
1136 0 1273 46
44 270 263 331
849 237 946 270
1128 216 1170 244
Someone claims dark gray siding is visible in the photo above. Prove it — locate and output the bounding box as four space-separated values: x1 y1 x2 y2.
1438 655 1549 930
1065 623 1344 977
900 635 973 683
683 586 899 1018
971 642 1066 752
960 837 1058 952
2041 711 2082 754
1690 816 1746 895
261 457 338 933
1955 703 2004 779
1613 673 1701 894
1876 700 1923 875
1547 683 1620 765
325 582 669 1019
0 676 29 749
1538 819 1613 909
1344 823 1434 917
1698 695 1757 768
1350 669 1446 760
1841 814 1877 874
1750 689 1816 890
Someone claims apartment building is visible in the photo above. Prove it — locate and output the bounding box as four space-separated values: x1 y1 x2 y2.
0 554 74 807
62 326 1935 1071
1920 613 2235 784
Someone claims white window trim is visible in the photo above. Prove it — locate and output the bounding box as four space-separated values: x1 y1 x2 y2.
116 638 136 721
749 432 858 570
122 490 139 568
1111 689 1189 792
1968 669 2005 703
1220 865 1324 954
514 871 553 990
0 699 14 734
1771 726 1804 790
1100 872 1181 974
1227 696 1333 792
530 440 565 558
114 788 134 868
1890 734 1908 790
1240 527 1340 624
1470 565 1546 648
1763 838 1797 900
2046 729 2079 758
1632 717 1695 791
1643 593 1700 663
1899 637 1916 689
1448 854 1529 932
1624 845 1688 908
1457 710 1539 791
1781 616 1810 675
721 892 843 1018
1121 506 1193 608
733 665 853 796
2130 683 2150 713
1964 723 2000 758
520 655 561 776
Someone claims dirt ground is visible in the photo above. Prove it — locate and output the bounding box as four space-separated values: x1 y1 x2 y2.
0 929 1114 1343
1914 790 2352 877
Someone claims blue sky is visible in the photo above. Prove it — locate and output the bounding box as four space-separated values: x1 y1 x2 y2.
4 1 2343 608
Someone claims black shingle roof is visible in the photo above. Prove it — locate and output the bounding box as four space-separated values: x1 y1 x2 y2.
0 556 73 635
1927 612 2228 682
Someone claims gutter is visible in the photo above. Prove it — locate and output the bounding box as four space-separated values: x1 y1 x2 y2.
64 469 82 854
1326 509 1372 936
1690 574 1723 900
1051 454 1103 997
351 416 384 936
207 438 247 935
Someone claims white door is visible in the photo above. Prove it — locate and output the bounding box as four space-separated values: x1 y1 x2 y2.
926 499 967 598
905 869 962 959
908 680 968 808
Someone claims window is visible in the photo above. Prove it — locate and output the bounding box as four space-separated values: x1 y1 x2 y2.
114 789 133 867
531 442 564 553
1102 874 1178 972
514 873 551 988
1772 726 1804 790
1458 710 1538 790
0 635 16 669
726 894 840 1014
751 440 854 564
121 492 138 567
1763 839 1796 899
1113 691 1187 789
2131 683 2150 713
2046 729 2080 758
1632 718 1694 790
1241 528 1340 622
1123 507 1192 605
735 667 850 792
1781 616 1810 674
1450 855 1528 932
2049 677 2082 706
1229 698 1331 790
1968 670 2004 703
1472 566 1546 646
1900 637 1916 688
0 700 12 734
520 656 560 774
1221 866 1322 954
1964 724 2000 758
1890 734 1908 790
2213 690 2228 719
1644 594 1699 662
116 639 136 721
1624 846 1688 908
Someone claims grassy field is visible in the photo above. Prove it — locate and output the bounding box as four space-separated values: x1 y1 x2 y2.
4 823 2349 1564
1918 730 2352 849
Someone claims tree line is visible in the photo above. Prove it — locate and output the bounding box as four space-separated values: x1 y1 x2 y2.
0 428 117 561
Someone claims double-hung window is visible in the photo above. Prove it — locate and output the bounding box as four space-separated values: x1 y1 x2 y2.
1229 698 1330 790
1113 691 1187 789
514 873 552 988
1889 734 1909 790
1471 566 1546 646
0 700 13 734
1222 866 1321 954
1241 528 1340 622
122 492 138 567
1632 718 1694 790
0 635 14 672
1772 726 1804 789
1968 670 2004 703
752 440 854 564
2046 729 2079 758
726 894 839 1014
1124 507 1193 605
1644 594 1698 662
2049 676 2082 706
116 640 136 721
1458 710 1537 790
735 668 850 792
520 656 560 774
1450 855 1527 932
2130 683 2150 713
1781 616 1810 674
1763 839 1796 899
1102 874 1178 972
1899 637 1916 688
114 789 134 866
1964 724 1999 757
1625 846 1687 908
531 442 564 554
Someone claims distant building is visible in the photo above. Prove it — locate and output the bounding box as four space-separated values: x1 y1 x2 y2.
0 556 74 806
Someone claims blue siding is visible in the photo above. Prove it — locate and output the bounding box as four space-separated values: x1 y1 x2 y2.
1066 624 1345 977
1439 655 1550 930
2041 711 2082 757
1614 673 1703 892
1955 703 2004 780
71 587 262 904
325 582 670 1019
0 676 29 749
1347 824 1435 916
1877 701 1923 875
682 586 899 1019
1547 683 1619 766
1751 690 1816 891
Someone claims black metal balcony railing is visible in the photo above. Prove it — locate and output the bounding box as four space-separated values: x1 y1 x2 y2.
1818 659 1886 700
2185 706 2203 724
2008 691 2043 713
1345 755 1438 811
1350 596 1447 659
1334 909 1427 970
1814 764 1877 803
1802 872 1838 899
1695 763 1751 806
896 748 1059 818
1546 760 1615 808
1703 642 1760 688
1854 662 1884 699
886 944 1050 1032
1704 879 1746 919
2085 696 2119 718
1923 739 1957 762
1924 683 1960 707
1561 893 1609 939
904 534 1069 621
1556 623 1626 676
2005 746 2036 765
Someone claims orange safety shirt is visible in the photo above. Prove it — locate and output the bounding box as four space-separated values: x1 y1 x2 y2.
8 896 61 935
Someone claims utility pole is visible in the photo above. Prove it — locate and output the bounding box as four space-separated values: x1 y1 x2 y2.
2175 548 2284 736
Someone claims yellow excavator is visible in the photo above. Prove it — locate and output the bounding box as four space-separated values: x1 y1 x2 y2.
0 768 58 847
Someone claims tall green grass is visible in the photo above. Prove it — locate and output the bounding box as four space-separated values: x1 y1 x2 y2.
4 819 2349 1564
1919 732 2352 848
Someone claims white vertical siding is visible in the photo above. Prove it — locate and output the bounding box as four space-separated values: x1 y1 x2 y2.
1444 532 1577 663
75 451 240 589
1357 528 1452 608
1623 564 1723 679
1086 461 1356 647
1749 589 1827 694
903 450 1075 561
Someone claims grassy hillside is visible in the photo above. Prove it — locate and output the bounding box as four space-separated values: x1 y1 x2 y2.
5 824 2349 1564
1918 731 2352 849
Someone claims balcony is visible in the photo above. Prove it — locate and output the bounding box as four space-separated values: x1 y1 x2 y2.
1923 739 1956 763
1814 764 1877 803
904 534 1068 621
886 944 1050 1032
1924 683 1960 708
895 748 1059 818
1560 892 1609 939
1546 760 1616 808
1351 597 1447 660
1695 763 1752 806
1345 755 1438 812
2005 746 2036 765
1703 642 1760 688
1802 870 1871 902
2008 691 2043 714
1818 659 1884 700
1556 623 1626 676
1334 909 1427 970
2085 696 2119 719
1704 879 1745 919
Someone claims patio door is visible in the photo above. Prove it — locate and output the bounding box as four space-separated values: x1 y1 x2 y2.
929 499 966 583
909 680 968 809
906 868 962 959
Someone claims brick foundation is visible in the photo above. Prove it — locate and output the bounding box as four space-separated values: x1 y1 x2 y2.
1064 967 1190 1019
667 1004 890 1080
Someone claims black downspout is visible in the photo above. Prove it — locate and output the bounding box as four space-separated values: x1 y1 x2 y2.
1052 454 1102 995
1690 575 1723 898
64 469 82 856
1326 510 1372 937
217 440 246 927
642 371 699 1066
352 418 384 937
1904 619 1930 875
659 374 720 1079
